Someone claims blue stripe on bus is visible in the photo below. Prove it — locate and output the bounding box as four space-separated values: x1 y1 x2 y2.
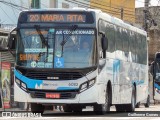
14 69 79 90
14 69 43 89
57 87 79 90
154 83 160 90
113 59 120 73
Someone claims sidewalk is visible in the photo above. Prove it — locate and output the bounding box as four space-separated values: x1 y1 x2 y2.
0 107 30 112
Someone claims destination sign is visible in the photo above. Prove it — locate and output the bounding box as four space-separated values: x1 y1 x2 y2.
27 14 86 23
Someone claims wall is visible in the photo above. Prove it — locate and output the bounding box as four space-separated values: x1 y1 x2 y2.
136 6 160 63
56 0 90 8
90 0 135 23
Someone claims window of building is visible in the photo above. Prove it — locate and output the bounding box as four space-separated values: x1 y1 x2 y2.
31 0 40 9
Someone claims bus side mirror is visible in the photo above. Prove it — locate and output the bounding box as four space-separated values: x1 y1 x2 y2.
7 28 17 49
0 37 8 50
101 35 108 58
101 35 108 51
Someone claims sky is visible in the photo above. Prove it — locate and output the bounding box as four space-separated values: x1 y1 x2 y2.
135 0 160 8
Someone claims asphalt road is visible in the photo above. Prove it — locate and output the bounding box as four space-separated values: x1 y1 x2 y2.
1 104 160 119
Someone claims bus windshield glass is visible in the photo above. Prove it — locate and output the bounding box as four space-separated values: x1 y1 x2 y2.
16 28 96 68
155 62 160 82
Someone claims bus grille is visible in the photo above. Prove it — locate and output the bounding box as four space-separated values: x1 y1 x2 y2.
25 71 83 80
29 91 77 99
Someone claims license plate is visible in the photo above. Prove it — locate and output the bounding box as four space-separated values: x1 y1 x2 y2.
46 93 60 99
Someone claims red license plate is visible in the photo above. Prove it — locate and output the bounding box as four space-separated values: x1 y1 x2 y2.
46 93 60 99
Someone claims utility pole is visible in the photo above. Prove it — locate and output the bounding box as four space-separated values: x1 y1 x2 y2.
144 0 150 31
121 8 124 20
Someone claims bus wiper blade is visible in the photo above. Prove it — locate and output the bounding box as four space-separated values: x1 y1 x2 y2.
60 25 78 46
34 25 49 47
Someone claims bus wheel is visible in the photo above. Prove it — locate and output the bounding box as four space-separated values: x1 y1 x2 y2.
94 87 110 115
72 106 83 113
115 105 126 112
63 105 72 112
135 102 140 108
126 86 136 112
144 95 150 108
31 103 45 114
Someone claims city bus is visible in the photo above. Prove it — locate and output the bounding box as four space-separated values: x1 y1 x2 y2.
150 52 160 101
7 8 149 114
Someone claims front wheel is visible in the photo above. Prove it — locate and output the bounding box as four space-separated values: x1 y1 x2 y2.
63 105 72 112
135 102 140 108
31 103 45 114
126 86 136 112
94 87 111 115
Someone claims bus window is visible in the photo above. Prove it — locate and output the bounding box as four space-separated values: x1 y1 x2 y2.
141 35 147 65
105 23 115 53
129 31 136 62
136 34 142 64
122 29 129 61
115 27 123 52
115 27 123 60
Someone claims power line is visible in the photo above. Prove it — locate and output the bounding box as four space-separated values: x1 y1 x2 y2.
0 1 29 10
65 0 120 14
9 0 17 20
0 1 22 10
0 4 15 24
90 0 136 11
65 0 136 18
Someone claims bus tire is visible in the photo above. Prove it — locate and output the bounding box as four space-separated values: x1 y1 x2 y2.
63 105 72 112
144 95 150 108
135 102 140 108
31 103 45 114
115 104 126 112
94 86 111 115
126 86 136 112
72 106 83 113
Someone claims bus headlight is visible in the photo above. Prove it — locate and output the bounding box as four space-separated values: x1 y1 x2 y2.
15 78 28 92
79 79 96 93
80 82 88 91
21 82 27 90
89 79 95 86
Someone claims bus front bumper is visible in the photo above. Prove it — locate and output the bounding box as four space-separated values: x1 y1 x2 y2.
14 82 105 104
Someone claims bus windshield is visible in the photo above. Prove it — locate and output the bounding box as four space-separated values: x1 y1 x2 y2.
16 28 96 69
155 62 160 82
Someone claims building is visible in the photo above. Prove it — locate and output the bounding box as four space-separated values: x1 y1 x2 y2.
90 0 135 23
136 6 160 63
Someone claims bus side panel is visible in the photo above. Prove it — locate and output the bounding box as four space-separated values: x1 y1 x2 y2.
119 61 132 104
96 58 114 104
137 64 148 102
14 82 28 102
112 59 121 104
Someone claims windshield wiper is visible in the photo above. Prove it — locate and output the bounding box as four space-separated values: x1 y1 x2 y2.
34 25 49 47
34 25 49 62
60 25 78 56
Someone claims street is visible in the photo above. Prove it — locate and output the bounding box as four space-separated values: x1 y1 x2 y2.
1 104 160 119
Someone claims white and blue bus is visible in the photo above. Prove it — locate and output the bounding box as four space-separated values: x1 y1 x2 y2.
150 52 160 101
7 8 149 114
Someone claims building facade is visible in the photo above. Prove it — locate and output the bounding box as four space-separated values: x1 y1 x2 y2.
136 6 160 63
90 0 135 23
